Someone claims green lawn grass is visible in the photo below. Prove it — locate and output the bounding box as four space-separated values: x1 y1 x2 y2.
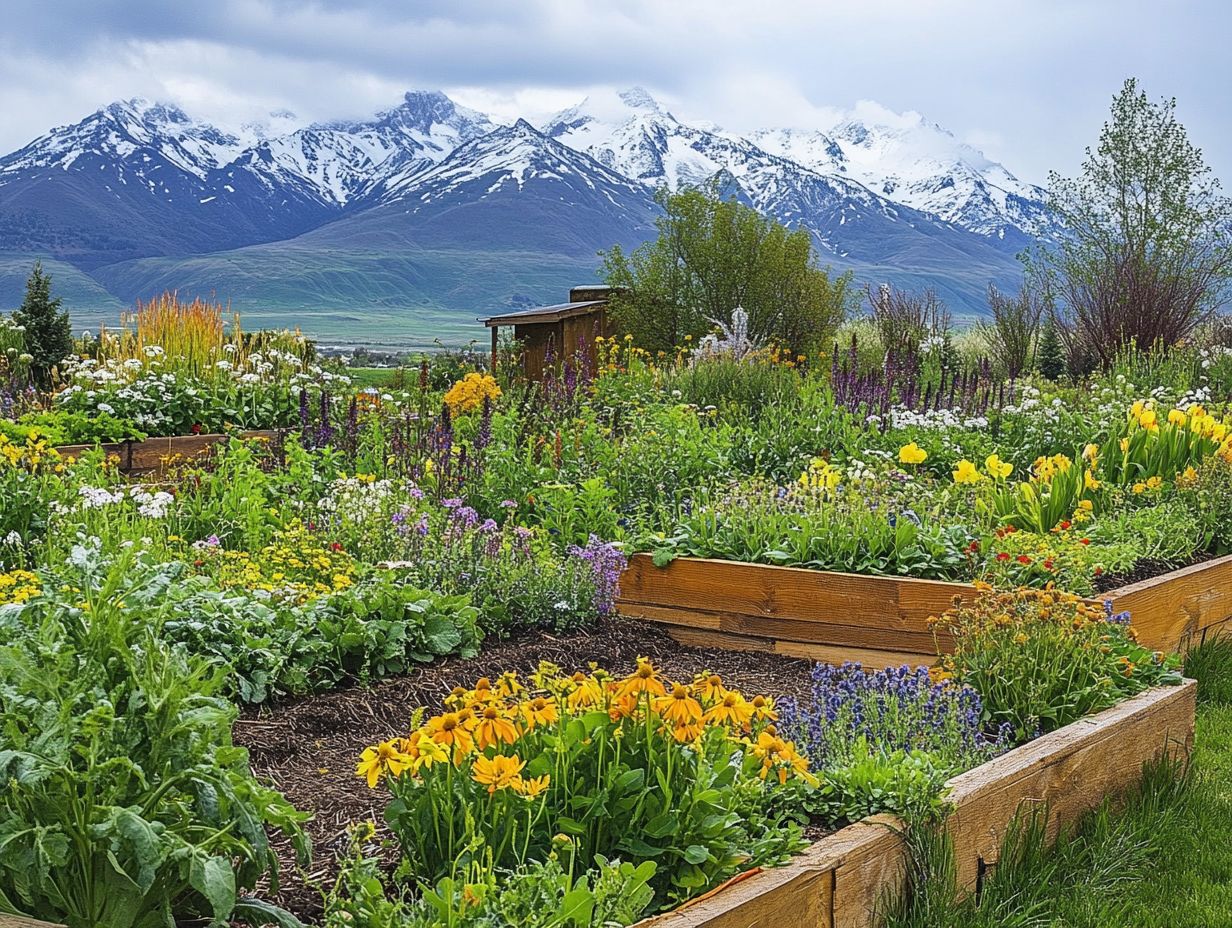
889 636 1232 928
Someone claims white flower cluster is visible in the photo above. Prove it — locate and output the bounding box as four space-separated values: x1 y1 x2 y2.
317 476 403 523
62 485 173 518
874 405 990 432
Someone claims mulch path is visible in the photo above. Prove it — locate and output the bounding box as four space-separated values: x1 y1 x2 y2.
233 616 817 922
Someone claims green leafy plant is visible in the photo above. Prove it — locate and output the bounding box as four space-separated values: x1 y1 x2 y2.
0 545 307 927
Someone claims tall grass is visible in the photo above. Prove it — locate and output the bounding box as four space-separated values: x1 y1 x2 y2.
92 292 312 379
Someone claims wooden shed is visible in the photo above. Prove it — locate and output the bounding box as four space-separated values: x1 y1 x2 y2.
482 285 620 381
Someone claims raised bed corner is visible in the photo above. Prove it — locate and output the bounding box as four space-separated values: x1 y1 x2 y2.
634 681 1195 928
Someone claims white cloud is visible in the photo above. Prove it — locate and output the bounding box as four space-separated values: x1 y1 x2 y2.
0 0 1227 186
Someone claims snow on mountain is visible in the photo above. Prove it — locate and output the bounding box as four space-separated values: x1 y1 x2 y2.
749 111 1053 243
324 119 658 256
0 98 249 187
221 91 496 207
540 87 993 262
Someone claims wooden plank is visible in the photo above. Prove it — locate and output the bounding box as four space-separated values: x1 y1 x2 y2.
636 866 832 928
0 917 68 928
941 681 1196 889
773 639 935 671
622 603 946 652
664 626 776 654
619 555 973 635
1105 555 1232 651
829 817 908 928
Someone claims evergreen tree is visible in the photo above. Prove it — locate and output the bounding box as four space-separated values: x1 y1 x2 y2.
13 261 72 387
1037 313 1065 381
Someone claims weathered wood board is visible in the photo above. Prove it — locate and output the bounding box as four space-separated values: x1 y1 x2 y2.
618 554 1232 662
634 683 1195 928
55 429 282 475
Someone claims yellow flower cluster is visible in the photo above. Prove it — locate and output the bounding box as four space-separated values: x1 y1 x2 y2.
197 522 355 602
0 433 59 472
356 659 812 789
798 456 842 493
928 583 1130 667
951 454 1013 485
443 372 502 415
0 568 40 605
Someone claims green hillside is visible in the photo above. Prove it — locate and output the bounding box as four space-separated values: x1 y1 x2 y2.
86 245 603 348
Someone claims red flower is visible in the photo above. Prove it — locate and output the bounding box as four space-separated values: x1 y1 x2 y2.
192 559 204 568
1005 525 1017 534
1094 566 1104 576
1059 520 1071 530
996 552 1011 562
330 542 344 552
1043 559 1055 570
967 540 980 553
1016 555 1032 565
1079 538 1090 546
190 423 203 435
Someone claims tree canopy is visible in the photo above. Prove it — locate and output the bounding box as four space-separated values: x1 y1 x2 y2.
601 187 853 355
1027 78 1232 366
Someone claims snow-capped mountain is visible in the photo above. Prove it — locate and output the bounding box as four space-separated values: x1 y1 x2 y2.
0 98 246 184
749 114 1053 245
540 87 1037 268
222 91 494 208
306 119 659 256
0 86 1052 325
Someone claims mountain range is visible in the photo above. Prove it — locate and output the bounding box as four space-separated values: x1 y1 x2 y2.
0 88 1052 347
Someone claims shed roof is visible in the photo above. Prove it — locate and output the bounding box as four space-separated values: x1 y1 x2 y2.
482 300 606 327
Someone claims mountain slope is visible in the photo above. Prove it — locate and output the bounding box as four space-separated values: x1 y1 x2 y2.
0 87 1054 334
299 119 660 255
749 114 1054 249
542 88 1026 298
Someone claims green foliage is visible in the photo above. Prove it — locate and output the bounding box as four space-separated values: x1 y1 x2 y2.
323 827 657 928
0 410 146 445
1028 78 1232 364
162 575 482 704
11 261 71 387
932 587 1182 740
650 476 975 580
602 187 852 354
1036 312 1066 380
1183 635 1232 706
0 547 307 927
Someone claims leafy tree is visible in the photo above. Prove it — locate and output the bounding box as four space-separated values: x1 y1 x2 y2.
13 260 72 387
601 187 854 354
1026 78 1232 365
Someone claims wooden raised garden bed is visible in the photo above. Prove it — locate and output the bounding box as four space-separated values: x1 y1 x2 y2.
617 554 1232 666
636 680 1196 928
55 429 282 476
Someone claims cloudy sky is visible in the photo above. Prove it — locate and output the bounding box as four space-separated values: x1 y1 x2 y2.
0 0 1227 185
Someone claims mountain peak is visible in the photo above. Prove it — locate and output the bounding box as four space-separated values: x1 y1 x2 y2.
377 90 493 136
618 86 663 112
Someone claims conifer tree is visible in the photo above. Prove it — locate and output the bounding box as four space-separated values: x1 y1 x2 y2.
13 261 72 387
